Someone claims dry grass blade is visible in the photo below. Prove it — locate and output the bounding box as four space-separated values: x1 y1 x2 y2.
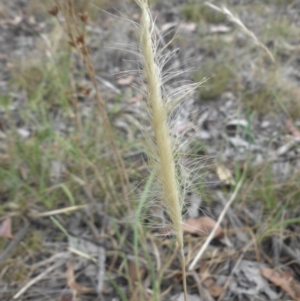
205 2 275 63
30 205 87 217
13 259 66 299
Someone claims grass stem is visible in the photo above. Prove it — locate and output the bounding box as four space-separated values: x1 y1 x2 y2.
135 0 187 299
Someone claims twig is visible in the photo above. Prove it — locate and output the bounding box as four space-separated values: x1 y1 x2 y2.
30 252 69 270
276 237 300 265
0 223 30 265
96 247 106 295
272 235 280 267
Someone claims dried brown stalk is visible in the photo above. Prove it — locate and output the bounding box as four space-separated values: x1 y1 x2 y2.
50 0 129 200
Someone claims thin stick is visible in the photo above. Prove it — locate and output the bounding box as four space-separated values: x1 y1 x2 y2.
13 259 66 299
188 175 244 271
0 224 30 265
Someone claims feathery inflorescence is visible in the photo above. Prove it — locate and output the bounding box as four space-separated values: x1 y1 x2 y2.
134 2 206 299
135 0 184 248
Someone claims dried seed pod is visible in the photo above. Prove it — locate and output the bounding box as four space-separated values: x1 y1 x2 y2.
79 12 88 23
48 6 59 16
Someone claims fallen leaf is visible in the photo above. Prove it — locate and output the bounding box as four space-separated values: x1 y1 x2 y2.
183 216 224 238
0 217 14 239
66 261 95 295
17 128 30 138
117 75 134 85
198 261 208 275
128 260 145 284
286 119 300 138
216 164 235 186
203 278 224 297
209 25 231 33
128 260 146 301
227 118 249 128
179 22 197 32
261 267 300 301
19 163 29 181
127 93 143 103
7 15 23 26
161 22 197 32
